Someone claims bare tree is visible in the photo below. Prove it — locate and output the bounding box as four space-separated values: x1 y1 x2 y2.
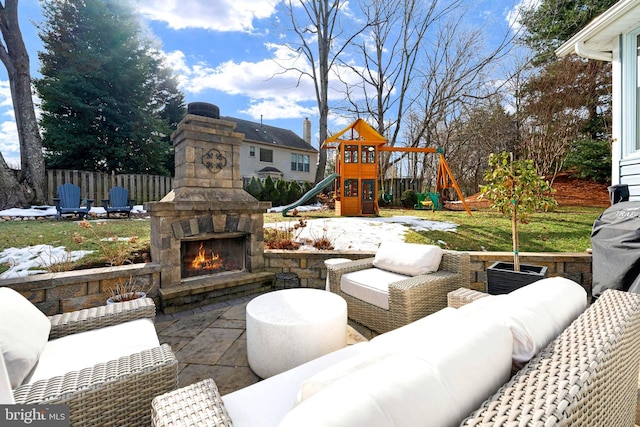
336 0 463 181
519 56 608 181
0 0 45 208
283 0 369 184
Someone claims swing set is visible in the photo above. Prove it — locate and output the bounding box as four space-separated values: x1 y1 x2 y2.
321 118 471 216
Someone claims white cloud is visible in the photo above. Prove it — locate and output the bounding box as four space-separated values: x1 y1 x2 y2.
137 0 281 32
506 0 541 32
0 81 19 165
166 42 369 122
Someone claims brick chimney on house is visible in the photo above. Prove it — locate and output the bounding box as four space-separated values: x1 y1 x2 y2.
303 117 312 145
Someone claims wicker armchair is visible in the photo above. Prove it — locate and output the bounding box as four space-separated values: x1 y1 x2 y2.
327 249 470 334
8 298 178 427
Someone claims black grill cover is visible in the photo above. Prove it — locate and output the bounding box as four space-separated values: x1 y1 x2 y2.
591 201 640 298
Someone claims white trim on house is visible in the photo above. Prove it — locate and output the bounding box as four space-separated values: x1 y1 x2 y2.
557 0 640 199
556 0 640 60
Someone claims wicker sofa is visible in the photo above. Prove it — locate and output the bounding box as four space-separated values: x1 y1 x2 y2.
327 244 470 334
152 279 640 426
0 289 178 427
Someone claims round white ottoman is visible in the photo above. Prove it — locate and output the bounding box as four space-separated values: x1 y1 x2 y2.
246 288 348 378
324 258 352 291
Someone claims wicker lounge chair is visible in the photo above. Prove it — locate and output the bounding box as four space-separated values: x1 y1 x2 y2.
2 294 178 427
327 248 470 334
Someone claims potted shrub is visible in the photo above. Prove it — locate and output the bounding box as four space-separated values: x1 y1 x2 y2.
107 275 152 304
479 152 557 294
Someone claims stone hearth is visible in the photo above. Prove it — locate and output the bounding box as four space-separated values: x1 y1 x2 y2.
145 105 274 313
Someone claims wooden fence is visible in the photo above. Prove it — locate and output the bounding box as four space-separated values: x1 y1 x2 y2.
379 178 426 204
45 170 173 205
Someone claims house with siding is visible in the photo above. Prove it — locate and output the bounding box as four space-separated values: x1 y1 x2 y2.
557 0 640 200
223 116 318 185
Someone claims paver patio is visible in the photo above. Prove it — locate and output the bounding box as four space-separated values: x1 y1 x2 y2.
154 292 640 425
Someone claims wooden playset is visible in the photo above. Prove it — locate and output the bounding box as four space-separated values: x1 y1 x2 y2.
321 119 471 216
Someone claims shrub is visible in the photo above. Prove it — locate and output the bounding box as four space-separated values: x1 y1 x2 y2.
564 138 611 183
245 177 263 198
401 190 417 208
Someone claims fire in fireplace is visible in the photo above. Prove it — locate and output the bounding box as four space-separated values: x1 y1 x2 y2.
181 236 246 278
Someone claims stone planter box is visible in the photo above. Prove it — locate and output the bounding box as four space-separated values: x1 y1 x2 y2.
0 262 161 315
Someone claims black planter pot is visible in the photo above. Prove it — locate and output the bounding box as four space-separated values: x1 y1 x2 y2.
487 262 548 295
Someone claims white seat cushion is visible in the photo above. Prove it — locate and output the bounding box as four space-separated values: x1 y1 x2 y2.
223 342 370 427
0 355 15 404
373 242 443 276
25 318 160 384
0 288 51 388
341 268 409 309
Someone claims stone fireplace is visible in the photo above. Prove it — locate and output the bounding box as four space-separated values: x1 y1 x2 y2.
145 103 274 313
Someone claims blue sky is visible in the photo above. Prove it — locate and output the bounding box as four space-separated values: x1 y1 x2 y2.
0 0 529 166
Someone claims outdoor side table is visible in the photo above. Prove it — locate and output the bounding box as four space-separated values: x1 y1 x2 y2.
246 288 347 378
273 272 300 289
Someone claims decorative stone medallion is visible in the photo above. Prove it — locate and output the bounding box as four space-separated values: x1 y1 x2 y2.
203 148 227 173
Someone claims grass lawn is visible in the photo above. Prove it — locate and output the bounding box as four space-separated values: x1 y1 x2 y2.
0 205 603 275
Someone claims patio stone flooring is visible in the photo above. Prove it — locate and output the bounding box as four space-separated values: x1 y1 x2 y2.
154 292 640 425
154 292 370 396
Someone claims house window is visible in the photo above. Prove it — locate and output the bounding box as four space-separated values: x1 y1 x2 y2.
291 153 297 171
303 155 310 172
344 179 358 197
344 145 358 163
361 145 375 163
260 148 273 163
297 154 304 171
249 146 255 157
623 28 640 153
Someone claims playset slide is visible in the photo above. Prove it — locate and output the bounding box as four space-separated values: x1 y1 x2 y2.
281 173 339 216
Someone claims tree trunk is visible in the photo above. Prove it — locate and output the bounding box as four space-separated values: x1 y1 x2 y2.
0 0 46 207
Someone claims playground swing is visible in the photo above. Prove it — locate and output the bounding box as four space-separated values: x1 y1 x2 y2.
380 157 395 205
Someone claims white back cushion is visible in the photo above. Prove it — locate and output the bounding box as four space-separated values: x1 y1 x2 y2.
373 242 443 276
0 354 14 404
298 307 461 402
458 276 587 363
0 288 51 388
281 312 513 427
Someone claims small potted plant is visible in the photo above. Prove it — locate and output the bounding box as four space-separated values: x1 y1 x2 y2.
107 275 152 304
479 152 557 294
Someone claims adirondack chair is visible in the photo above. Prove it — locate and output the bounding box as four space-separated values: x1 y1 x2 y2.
102 186 135 218
53 183 93 220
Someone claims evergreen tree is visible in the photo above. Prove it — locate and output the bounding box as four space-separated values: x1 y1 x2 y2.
245 177 263 199
286 181 302 204
35 0 185 174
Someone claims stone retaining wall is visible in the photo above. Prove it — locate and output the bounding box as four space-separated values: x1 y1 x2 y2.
0 263 161 315
264 250 593 296
0 251 592 315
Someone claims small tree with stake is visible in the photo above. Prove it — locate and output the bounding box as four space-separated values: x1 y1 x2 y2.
480 152 557 271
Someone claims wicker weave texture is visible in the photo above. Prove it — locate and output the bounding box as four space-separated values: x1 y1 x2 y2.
151 378 234 427
49 297 156 339
328 250 470 334
447 287 490 308
459 289 640 426
12 298 176 427
13 344 177 427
